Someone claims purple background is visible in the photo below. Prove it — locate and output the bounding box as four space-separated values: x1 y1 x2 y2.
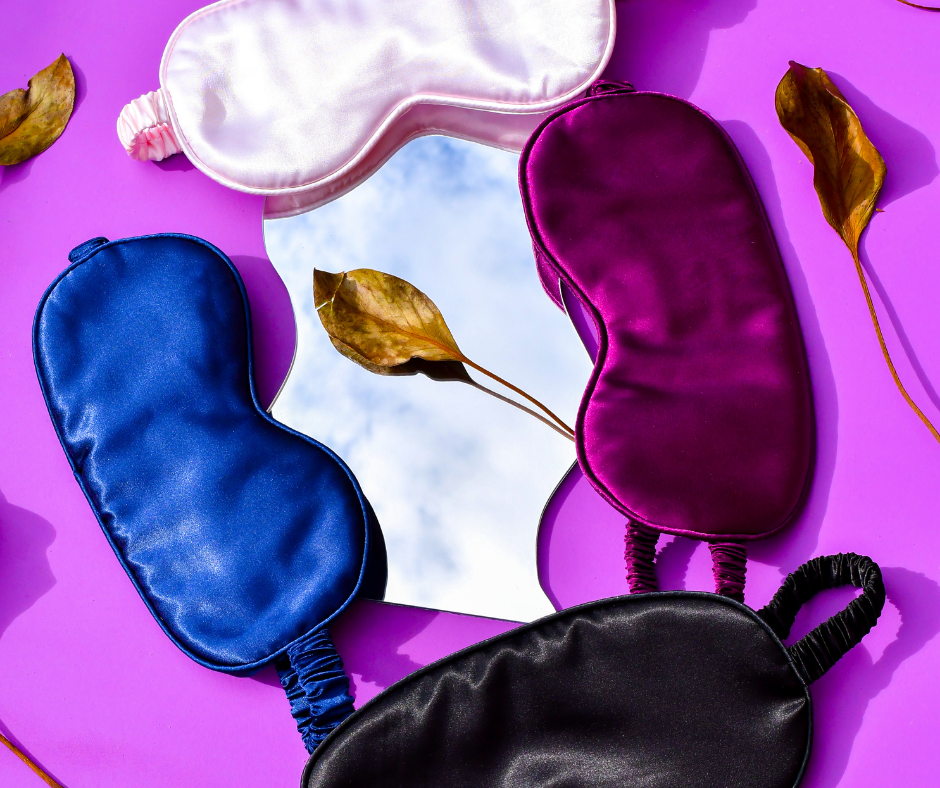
2 1 939 786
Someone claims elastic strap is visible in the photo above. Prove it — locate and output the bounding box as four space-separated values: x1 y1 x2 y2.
709 542 747 602
624 523 750 600
587 80 636 97
624 521 659 593
758 553 885 684
276 628 354 753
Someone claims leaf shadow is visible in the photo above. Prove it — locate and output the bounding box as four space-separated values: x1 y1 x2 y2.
0 156 34 194
0 489 57 642
858 245 940 414
0 716 70 788
798 567 940 788
67 55 88 116
605 0 758 97
826 72 939 209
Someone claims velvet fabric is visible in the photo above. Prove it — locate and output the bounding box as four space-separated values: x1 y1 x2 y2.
33 234 387 673
302 554 884 788
119 0 615 217
520 83 815 540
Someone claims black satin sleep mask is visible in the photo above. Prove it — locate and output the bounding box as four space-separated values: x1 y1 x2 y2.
302 554 884 788
33 234 387 751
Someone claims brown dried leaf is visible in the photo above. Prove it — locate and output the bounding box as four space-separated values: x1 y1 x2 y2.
313 267 575 437
0 54 75 166
776 61 940 447
775 61 885 259
895 0 940 10
313 268 464 367
0 90 30 140
329 335 473 382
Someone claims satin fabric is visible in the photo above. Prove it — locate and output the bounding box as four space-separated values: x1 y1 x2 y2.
146 0 614 216
33 235 386 672
302 591 811 788
520 85 815 540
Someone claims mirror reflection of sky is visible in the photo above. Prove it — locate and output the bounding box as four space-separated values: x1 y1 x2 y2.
264 136 592 622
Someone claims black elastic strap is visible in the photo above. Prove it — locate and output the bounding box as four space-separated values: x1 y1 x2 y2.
758 553 885 684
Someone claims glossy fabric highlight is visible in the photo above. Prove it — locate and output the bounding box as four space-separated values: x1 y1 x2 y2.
521 87 816 540
34 234 385 672
142 0 614 216
303 591 812 788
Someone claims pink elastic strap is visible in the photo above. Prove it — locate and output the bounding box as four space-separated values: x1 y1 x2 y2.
117 89 182 162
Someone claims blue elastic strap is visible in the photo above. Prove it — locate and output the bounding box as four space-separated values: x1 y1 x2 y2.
276 628 355 752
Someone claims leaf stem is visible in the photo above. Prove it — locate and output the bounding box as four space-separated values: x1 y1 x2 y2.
895 0 940 11
466 380 575 441
852 250 940 446
459 358 575 436
0 732 64 788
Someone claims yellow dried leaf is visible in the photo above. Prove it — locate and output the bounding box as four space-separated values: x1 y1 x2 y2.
313 267 575 438
0 54 75 166
775 61 885 259
776 61 939 446
313 268 463 367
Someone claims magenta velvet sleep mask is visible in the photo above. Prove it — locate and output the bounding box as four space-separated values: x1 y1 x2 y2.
521 82 815 598
117 0 616 217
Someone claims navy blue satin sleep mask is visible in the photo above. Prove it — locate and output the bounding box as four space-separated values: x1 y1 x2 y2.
34 234 387 750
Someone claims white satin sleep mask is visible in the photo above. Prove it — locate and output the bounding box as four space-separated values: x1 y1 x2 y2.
118 0 615 217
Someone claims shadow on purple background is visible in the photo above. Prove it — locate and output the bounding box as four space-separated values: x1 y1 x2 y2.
229 255 296 409
829 73 939 209
610 0 758 96
0 491 56 642
0 717 68 788
722 119 836 577
801 567 940 787
0 492 65 784
821 73 940 415
0 158 34 195
331 600 518 706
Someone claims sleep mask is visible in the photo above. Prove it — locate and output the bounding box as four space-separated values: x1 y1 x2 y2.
522 81 816 600
117 0 616 217
33 234 387 751
302 553 884 788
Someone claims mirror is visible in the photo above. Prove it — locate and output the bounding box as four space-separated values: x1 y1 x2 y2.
264 136 592 622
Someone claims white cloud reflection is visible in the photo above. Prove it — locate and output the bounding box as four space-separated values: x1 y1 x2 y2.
264 137 592 622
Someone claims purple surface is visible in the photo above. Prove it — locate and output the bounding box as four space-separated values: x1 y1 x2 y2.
1 1 939 787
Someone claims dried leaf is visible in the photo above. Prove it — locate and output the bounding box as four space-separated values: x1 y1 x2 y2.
0 730 64 787
0 54 75 166
776 62 940 447
313 267 575 438
895 0 940 10
775 61 885 259
313 268 464 367
329 335 473 383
